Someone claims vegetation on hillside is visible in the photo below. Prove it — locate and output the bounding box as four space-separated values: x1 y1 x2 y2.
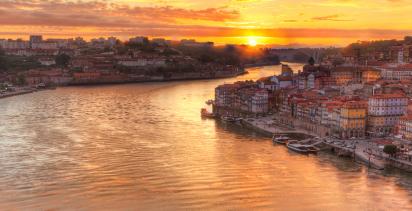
0 48 42 72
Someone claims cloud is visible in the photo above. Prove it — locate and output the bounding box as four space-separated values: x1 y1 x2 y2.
0 0 240 28
283 20 298 22
1 0 412 46
311 14 353 22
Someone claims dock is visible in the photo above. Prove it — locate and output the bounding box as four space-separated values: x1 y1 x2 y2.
354 144 385 170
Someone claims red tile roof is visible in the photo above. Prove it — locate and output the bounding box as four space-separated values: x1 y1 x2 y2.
371 93 407 99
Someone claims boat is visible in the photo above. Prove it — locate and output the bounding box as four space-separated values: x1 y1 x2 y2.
36 83 46 89
221 116 237 123
287 142 320 154
201 108 215 118
272 135 289 144
234 117 243 122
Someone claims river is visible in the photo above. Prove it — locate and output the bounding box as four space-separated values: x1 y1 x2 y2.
0 64 412 210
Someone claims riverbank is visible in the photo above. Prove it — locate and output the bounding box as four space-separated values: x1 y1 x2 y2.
1 68 249 99
69 69 247 86
243 62 281 68
240 116 314 140
0 87 38 99
241 115 321 138
228 115 412 172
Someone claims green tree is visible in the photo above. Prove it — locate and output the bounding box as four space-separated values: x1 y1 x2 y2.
55 54 71 67
308 57 315 66
293 52 309 63
199 54 214 63
0 48 8 72
16 74 26 85
383 144 398 157
162 48 179 56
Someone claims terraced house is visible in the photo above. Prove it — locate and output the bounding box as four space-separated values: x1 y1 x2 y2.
380 64 412 80
335 100 367 139
367 93 408 137
398 115 412 140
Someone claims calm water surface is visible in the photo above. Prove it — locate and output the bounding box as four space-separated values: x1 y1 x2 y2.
1 64 412 210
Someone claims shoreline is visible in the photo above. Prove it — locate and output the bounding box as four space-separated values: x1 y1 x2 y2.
67 70 248 86
240 116 314 139
243 62 281 68
0 88 38 100
0 68 250 100
225 115 412 173
3 63 286 92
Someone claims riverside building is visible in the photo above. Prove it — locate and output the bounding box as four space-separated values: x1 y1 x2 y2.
367 93 408 137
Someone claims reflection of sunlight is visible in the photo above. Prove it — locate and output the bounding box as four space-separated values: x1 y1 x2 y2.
2 63 412 209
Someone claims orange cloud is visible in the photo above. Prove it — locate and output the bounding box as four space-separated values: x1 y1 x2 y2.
0 0 239 27
0 0 411 46
311 15 353 22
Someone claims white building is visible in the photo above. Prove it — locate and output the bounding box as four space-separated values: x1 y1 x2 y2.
368 93 408 136
0 39 29 49
31 42 58 50
398 115 412 141
38 58 56 66
257 75 292 91
398 50 404 64
380 64 412 80
250 90 269 114
46 39 70 48
298 74 308 90
307 73 315 89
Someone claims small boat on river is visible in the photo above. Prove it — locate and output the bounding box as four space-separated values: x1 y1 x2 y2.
272 136 289 144
287 142 320 154
221 116 237 123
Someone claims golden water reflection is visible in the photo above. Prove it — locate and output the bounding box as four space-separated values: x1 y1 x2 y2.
0 64 411 210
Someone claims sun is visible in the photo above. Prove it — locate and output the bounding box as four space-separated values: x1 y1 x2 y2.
248 37 258 46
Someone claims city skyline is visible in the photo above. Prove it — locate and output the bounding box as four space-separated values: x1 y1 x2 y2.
1 0 412 47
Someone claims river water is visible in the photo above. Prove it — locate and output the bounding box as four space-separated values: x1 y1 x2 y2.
0 64 412 210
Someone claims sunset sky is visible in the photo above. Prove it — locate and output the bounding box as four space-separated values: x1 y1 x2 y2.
1 0 412 47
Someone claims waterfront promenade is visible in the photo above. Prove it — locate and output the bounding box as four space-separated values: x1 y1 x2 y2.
354 142 385 170
239 115 412 172
241 115 318 138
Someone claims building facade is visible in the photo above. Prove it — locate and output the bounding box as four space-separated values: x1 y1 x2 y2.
380 64 412 80
336 101 367 139
398 115 412 141
367 93 408 137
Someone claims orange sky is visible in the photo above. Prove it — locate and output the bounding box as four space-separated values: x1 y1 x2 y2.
1 0 411 47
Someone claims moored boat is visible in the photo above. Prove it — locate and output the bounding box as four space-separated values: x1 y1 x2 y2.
36 83 46 89
221 116 237 123
287 142 320 154
272 135 289 144
201 108 215 118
